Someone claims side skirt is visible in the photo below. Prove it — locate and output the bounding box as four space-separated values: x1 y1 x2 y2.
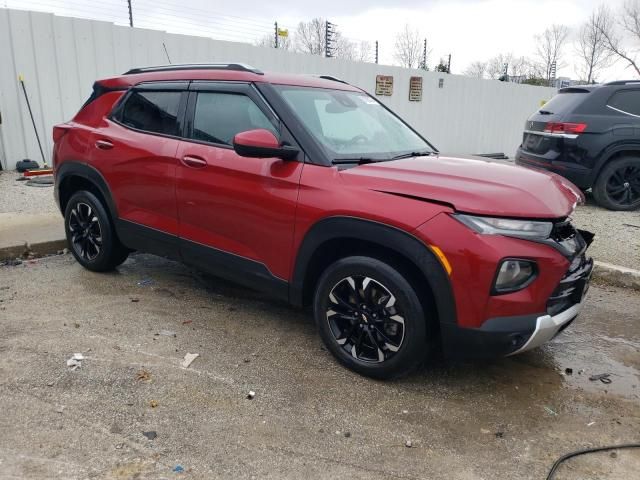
116 219 289 301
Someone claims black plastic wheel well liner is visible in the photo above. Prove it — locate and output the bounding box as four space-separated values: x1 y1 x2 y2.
290 216 456 328
56 163 119 224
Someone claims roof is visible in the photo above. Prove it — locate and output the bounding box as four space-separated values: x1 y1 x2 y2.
98 64 360 91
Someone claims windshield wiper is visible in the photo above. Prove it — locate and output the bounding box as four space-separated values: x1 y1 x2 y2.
332 157 380 165
390 150 433 160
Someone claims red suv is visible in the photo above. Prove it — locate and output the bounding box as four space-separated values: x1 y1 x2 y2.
53 64 594 378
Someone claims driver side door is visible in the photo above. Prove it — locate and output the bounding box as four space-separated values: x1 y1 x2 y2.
175 82 303 297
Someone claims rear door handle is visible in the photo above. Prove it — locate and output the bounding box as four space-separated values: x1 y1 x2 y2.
95 139 114 150
181 155 207 168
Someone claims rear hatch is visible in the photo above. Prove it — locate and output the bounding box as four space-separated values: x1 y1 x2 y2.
521 87 593 156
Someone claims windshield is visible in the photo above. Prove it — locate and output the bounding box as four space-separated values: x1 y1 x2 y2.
274 85 433 161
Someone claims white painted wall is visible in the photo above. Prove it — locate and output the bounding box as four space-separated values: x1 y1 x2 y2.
0 8 557 170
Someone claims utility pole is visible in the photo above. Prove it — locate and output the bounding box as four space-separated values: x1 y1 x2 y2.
325 21 335 58
447 53 451 74
375 40 379 64
274 21 278 48
422 38 427 70
127 0 133 28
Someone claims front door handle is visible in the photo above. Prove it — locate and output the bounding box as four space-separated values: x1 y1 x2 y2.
181 155 207 168
95 139 114 150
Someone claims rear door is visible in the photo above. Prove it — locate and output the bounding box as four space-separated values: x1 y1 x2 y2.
90 82 187 255
175 82 303 293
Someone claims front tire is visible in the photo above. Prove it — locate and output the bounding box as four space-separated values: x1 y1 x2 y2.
64 190 129 271
313 256 429 379
593 156 640 211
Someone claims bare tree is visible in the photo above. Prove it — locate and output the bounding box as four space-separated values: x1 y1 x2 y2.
393 24 426 68
598 2 640 76
576 7 615 83
486 53 513 79
295 18 326 55
464 61 487 78
535 24 569 83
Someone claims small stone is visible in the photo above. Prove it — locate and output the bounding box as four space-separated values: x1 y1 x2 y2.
54 405 65 414
130 297 140 303
46 381 54 387
246 390 256 400
495 432 504 438
150 400 159 408
564 368 573 375
402 410 409 414
405 440 413 448
610 451 618 458
115 443 123 449
344 432 351 438
480 428 490 434
243 358 250 363
142 431 157 440
335 430 341 435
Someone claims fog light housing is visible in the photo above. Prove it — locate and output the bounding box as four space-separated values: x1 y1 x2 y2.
493 259 537 294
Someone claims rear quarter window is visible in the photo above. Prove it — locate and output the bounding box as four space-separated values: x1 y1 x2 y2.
116 90 182 136
606 90 640 117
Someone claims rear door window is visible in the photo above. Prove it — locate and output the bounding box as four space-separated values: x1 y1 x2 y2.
607 90 640 117
118 90 182 136
189 92 277 145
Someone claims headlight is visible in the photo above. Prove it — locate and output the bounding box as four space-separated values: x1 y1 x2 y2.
453 214 553 240
494 259 537 293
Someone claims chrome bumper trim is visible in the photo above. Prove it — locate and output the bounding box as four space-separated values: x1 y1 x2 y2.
508 302 583 355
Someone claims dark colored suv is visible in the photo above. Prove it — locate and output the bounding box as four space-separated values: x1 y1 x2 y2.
53 64 594 379
516 81 640 211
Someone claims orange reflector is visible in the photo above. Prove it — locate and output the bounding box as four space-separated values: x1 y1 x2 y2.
429 245 452 276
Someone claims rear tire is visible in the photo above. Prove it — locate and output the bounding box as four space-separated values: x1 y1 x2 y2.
64 190 129 271
593 156 640 211
313 256 429 379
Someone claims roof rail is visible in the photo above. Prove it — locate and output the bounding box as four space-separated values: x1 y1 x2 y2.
123 63 264 75
308 74 349 84
603 80 640 86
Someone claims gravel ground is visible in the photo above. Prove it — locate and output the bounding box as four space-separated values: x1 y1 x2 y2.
0 170 57 214
572 192 640 270
1 253 639 479
1 169 638 269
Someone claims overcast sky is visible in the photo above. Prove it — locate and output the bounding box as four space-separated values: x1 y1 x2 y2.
8 0 637 81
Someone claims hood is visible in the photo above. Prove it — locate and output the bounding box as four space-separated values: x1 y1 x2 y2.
340 154 582 219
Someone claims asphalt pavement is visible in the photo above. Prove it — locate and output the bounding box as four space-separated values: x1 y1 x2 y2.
0 253 638 479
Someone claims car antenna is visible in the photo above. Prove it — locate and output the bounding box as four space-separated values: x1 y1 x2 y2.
163 43 172 64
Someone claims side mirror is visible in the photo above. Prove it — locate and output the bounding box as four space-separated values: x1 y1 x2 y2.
232 129 299 160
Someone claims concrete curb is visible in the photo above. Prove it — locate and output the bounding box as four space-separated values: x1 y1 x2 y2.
592 261 640 291
0 239 68 261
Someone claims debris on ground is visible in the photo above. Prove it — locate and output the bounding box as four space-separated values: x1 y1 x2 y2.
130 297 140 303
55 405 65 414
137 278 155 287
544 406 558 416
495 431 504 438
246 390 256 400
405 440 413 448
150 400 159 408
589 373 612 384
481 428 490 434
564 368 573 375
344 431 351 438
157 330 177 337
587 422 595 426
136 369 151 382
66 353 85 370
173 465 185 473
181 353 199 368
182 320 192 325
142 431 157 440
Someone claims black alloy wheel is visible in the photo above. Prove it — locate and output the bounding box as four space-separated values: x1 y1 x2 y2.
314 256 429 379
68 202 103 261
594 156 640 211
326 275 405 363
64 190 129 271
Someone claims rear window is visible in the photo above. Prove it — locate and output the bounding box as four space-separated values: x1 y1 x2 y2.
539 91 589 115
117 90 182 136
607 90 640 117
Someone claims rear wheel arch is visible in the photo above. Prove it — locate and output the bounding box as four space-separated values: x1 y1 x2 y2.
57 163 118 221
290 217 456 328
592 145 640 183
